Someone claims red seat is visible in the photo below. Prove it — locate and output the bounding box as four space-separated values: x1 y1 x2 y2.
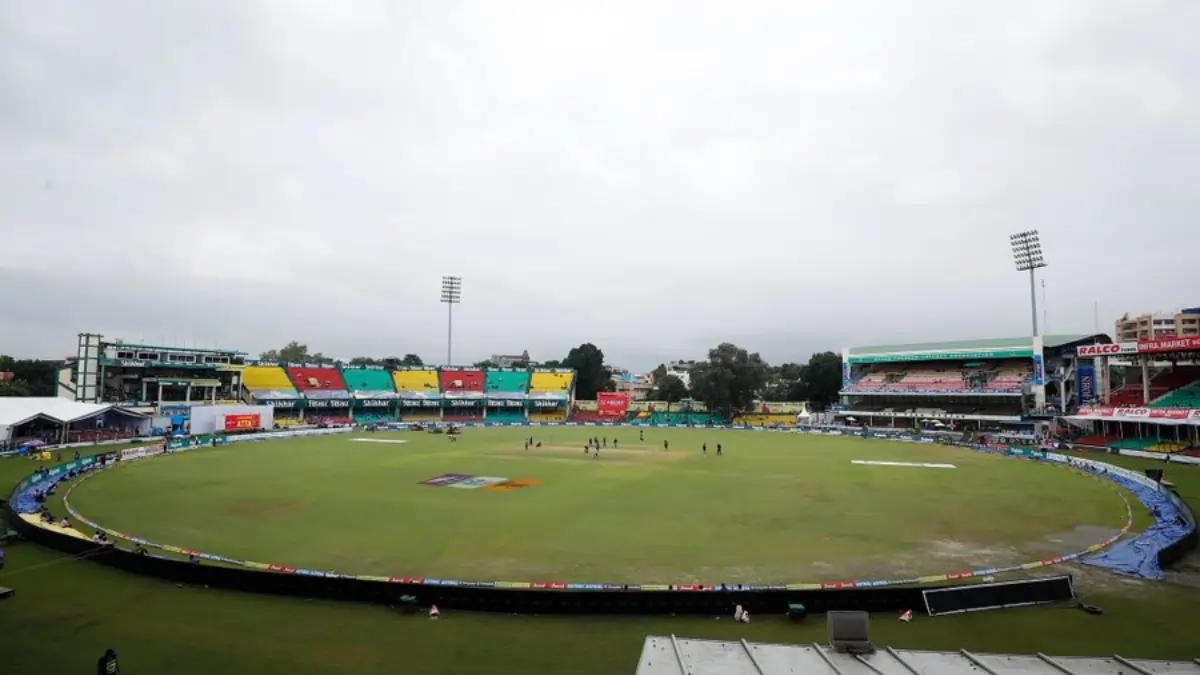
286 366 348 392
440 369 484 392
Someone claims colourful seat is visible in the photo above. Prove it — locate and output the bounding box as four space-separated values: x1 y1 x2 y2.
343 368 396 396
286 366 347 393
243 365 294 390
485 370 530 393
440 369 484 393
393 369 440 393
530 371 573 393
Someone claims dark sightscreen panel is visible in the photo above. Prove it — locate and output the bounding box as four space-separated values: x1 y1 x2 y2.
923 576 1073 616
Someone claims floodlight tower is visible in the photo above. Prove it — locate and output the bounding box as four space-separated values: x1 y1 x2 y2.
440 276 462 366
1010 230 1047 337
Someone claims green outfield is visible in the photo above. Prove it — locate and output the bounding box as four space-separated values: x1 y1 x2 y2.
2 433 1200 674
67 428 1129 584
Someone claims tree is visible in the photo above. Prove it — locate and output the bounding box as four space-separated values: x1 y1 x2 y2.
400 354 424 367
688 343 770 420
650 364 668 384
474 360 496 368
648 374 689 403
540 359 563 369
561 343 614 400
0 355 59 397
801 351 843 410
259 341 328 364
348 357 380 366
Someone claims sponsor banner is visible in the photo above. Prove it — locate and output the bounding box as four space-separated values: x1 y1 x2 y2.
304 399 351 409
1075 406 1200 422
597 391 630 416
1139 335 1200 353
1077 342 1139 357
401 398 443 408
443 390 485 400
223 413 261 431
487 399 525 408
1076 364 1096 402
1032 354 1045 387
120 443 167 461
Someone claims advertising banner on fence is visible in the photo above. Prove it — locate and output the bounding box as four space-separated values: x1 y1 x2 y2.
223 413 261 431
597 391 630 416
1074 407 1200 424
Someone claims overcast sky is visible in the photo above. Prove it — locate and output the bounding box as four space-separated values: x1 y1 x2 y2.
1 1 1197 370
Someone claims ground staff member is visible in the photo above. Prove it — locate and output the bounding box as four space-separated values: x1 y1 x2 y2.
97 648 119 674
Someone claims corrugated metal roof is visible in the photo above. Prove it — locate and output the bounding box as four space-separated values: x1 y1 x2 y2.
848 334 1104 355
636 637 1200 675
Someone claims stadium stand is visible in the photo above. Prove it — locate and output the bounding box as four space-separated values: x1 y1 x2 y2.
274 416 303 427
285 366 348 395
352 412 395 424
398 410 441 422
342 368 397 396
890 366 969 390
485 370 530 393
632 411 722 425
1108 437 1191 453
1151 380 1200 409
984 362 1030 391
440 368 484 393
568 409 608 422
486 409 526 423
528 411 567 422
731 413 795 427
530 371 573 393
307 415 352 425
443 411 483 423
393 369 440 392
242 365 301 401
243 365 295 390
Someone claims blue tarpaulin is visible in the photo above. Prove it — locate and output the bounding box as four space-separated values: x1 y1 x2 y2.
1078 466 1190 580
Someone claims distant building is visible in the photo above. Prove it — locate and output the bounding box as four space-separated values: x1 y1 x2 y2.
1115 308 1200 342
611 367 653 400
490 351 532 368
664 361 696 389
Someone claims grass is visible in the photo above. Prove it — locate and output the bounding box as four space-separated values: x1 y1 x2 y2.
1 431 1199 674
67 428 1126 584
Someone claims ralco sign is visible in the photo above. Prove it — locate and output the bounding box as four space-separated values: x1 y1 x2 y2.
1076 343 1138 357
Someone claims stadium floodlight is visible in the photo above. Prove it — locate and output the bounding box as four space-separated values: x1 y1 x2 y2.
1010 230 1048 337
440 276 462 366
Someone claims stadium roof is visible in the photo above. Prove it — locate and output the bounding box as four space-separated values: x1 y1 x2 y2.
0 398 135 428
107 340 247 355
635 636 1199 675
848 334 1105 356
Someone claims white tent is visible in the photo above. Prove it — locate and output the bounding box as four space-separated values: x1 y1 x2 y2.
0 398 138 443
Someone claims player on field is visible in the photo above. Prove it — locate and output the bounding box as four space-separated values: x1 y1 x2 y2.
717 443 722 456
663 439 669 451
703 443 707 455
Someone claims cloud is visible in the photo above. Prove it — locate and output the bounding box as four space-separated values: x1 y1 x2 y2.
2 0 1197 370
